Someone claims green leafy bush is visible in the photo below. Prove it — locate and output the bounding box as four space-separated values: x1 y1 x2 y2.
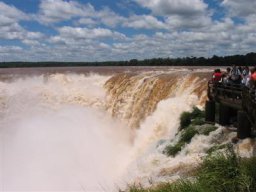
165 126 198 157
190 107 205 119
180 126 198 143
206 144 228 154
180 107 205 129
197 146 250 192
201 125 217 136
180 112 191 129
191 118 205 126
165 142 185 157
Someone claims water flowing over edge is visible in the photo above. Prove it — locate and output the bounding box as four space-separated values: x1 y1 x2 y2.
0 69 240 191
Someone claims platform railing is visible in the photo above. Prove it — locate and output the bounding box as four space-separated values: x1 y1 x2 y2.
207 81 256 131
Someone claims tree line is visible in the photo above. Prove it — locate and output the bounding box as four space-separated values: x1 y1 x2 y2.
1 52 256 68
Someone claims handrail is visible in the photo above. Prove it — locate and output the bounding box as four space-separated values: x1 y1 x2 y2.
208 81 256 128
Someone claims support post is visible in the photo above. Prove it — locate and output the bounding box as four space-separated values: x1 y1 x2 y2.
205 100 215 123
219 103 230 126
237 111 251 139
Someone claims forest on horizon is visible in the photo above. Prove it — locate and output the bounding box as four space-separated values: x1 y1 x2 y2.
1 52 256 68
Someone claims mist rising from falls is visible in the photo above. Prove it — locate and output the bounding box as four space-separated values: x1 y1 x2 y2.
0 74 133 191
0 70 209 191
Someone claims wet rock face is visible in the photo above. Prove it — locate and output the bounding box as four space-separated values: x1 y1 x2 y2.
236 138 256 158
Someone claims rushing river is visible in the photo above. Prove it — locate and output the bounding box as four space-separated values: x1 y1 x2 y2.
0 67 214 191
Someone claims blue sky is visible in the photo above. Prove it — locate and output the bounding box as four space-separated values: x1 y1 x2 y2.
0 0 255 62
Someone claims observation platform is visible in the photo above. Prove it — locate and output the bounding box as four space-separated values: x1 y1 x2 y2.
206 82 256 139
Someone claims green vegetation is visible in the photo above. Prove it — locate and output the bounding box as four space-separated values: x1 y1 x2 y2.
129 147 256 192
180 107 205 130
165 107 217 157
1 52 256 68
197 146 242 192
180 112 191 129
191 118 205 126
240 157 256 191
190 107 205 119
200 125 218 136
180 126 199 143
164 141 185 157
207 144 228 154
164 125 199 156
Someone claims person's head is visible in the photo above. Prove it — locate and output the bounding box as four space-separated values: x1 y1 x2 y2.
226 67 231 73
214 69 221 73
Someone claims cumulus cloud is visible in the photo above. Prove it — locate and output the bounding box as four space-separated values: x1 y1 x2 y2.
0 22 44 44
133 0 211 30
165 14 211 29
38 0 124 27
0 1 29 39
57 26 126 39
38 0 167 30
221 0 256 17
49 26 127 47
94 7 124 27
123 15 167 29
38 0 94 24
0 46 23 53
134 0 208 16
0 1 44 45
0 1 28 26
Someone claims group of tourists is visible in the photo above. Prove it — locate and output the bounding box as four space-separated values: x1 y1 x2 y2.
212 65 256 89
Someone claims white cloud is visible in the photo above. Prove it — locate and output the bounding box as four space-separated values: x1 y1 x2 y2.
0 1 43 45
0 1 28 26
0 1 29 38
165 14 211 29
38 0 124 27
77 18 97 26
221 0 256 17
57 26 126 39
0 22 44 43
38 0 94 24
49 26 127 47
133 0 212 30
94 7 124 27
0 46 23 53
123 15 167 29
134 0 208 16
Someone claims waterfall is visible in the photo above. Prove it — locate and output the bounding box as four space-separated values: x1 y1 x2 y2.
0 69 213 191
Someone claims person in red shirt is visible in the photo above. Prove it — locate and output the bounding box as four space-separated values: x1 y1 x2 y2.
212 69 222 82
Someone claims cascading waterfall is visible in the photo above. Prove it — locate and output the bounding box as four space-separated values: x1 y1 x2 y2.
0 69 226 191
104 71 208 129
